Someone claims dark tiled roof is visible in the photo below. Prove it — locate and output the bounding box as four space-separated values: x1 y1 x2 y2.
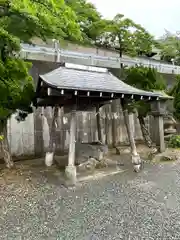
39 66 163 97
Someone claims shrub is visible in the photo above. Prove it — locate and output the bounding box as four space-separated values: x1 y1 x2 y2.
169 75 180 120
0 135 4 141
168 135 180 148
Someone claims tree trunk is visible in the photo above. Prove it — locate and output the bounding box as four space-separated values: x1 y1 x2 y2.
0 120 14 168
138 115 154 148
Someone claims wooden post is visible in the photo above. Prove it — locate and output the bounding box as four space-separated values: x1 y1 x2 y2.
96 105 102 142
104 105 108 145
121 100 141 172
65 109 77 185
111 100 117 148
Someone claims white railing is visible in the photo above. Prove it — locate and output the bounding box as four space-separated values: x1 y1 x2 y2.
20 44 180 75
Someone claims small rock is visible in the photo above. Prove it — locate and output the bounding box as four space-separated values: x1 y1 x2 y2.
153 149 179 162
95 158 118 169
77 158 98 172
95 160 108 169
160 156 174 162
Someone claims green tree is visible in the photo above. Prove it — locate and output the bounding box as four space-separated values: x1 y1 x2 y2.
159 30 180 64
65 0 107 44
131 25 156 56
125 66 166 93
99 14 155 58
0 0 81 168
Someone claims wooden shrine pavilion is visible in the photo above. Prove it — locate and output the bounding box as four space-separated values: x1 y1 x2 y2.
35 63 167 184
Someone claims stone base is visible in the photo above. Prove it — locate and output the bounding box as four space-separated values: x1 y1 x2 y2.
45 152 54 167
131 154 142 173
133 164 142 172
131 154 141 164
77 158 98 172
65 165 77 185
6 160 14 169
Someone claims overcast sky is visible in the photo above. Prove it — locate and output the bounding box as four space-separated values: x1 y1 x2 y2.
89 0 180 38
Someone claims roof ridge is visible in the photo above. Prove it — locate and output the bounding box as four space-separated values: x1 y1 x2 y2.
40 65 109 77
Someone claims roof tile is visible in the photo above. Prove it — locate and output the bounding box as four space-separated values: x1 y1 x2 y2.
39 67 163 97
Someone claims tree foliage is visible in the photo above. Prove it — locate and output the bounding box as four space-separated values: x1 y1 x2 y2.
125 65 166 91
0 0 82 166
0 0 81 123
91 14 155 57
64 3 156 58
158 30 180 64
65 0 102 43
1 0 82 42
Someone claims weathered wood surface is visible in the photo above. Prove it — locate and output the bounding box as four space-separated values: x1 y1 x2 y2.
8 101 149 158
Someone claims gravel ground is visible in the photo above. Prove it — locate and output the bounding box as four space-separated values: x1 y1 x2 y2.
1 159 180 240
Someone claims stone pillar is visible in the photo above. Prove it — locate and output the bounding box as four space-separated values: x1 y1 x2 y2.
151 115 165 153
121 100 141 172
65 109 77 185
158 116 165 153
151 100 166 153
